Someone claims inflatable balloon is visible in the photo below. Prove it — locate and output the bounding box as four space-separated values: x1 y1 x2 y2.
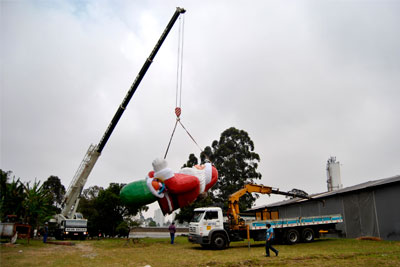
120 180 158 208
120 158 218 215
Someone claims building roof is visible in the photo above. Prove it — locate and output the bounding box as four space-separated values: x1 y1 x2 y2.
247 175 400 211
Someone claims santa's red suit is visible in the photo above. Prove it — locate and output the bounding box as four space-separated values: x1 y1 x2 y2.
146 158 218 215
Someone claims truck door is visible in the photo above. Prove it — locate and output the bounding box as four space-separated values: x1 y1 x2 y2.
204 211 221 231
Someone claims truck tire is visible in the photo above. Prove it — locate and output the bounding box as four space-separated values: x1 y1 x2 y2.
55 231 63 240
286 229 300 244
211 233 228 250
301 228 314 243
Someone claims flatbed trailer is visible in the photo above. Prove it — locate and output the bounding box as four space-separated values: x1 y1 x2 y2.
248 214 344 243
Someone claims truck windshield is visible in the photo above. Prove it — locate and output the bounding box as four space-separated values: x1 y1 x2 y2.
191 211 205 223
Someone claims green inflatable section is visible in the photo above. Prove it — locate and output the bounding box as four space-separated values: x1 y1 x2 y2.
120 180 157 207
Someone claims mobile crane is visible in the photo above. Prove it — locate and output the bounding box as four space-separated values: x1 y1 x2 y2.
188 183 343 249
51 7 186 239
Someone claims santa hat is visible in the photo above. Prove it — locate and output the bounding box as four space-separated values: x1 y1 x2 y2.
152 158 174 181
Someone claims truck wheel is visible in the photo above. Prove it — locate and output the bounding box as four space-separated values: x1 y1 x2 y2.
286 229 300 244
301 228 314 243
212 233 227 250
55 231 63 240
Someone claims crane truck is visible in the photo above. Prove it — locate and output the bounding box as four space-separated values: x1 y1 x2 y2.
50 7 186 239
188 183 343 249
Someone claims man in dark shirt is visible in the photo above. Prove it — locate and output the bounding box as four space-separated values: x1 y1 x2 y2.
168 222 176 244
43 222 49 243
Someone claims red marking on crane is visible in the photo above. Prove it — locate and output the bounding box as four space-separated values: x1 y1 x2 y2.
175 107 181 117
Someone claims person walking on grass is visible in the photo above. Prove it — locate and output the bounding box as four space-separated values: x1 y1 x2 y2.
43 222 49 243
169 222 176 244
265 223 278 257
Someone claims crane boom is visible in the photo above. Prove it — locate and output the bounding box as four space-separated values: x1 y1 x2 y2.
61 145 100 217
97 7 186 153
60 7 186 219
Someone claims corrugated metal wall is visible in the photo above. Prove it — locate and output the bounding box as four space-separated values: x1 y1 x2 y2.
265 182 400 241
374 183 400 240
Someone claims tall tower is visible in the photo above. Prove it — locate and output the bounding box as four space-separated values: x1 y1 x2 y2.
326 156 343 192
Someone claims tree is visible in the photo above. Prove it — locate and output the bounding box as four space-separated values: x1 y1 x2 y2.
82 185 103 200
43 176 66 212
209 127 262 212
22 180 54 229
78 183 148 237
95 183 124 236
0 170 25 221
176 127 262 222
0 170 7 202
79 186 103 235
116 221 130 237
182 153 198 168
1 170 60 230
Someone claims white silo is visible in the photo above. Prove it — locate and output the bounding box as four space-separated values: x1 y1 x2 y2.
326 156 343 191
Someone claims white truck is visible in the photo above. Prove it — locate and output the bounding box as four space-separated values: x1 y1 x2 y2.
188 207 343 249
50 144 97 240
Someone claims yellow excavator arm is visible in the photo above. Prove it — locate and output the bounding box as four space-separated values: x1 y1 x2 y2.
227 183 311 229
227 184 273 227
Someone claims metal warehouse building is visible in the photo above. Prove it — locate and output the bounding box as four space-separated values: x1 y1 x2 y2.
248 175 400 241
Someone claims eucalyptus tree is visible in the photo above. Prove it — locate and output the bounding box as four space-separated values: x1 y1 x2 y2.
205 127 262 212
43 176 66 212
176 127 262 222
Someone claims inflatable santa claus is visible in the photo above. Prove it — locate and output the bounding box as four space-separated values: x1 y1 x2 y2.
120 158 218 215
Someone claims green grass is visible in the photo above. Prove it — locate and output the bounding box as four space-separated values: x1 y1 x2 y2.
1 237 399 266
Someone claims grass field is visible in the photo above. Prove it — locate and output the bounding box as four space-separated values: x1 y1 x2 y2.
1 237 400 266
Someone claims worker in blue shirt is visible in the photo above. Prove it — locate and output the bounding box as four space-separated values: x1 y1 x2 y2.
265 223 279 257
43 222 49 243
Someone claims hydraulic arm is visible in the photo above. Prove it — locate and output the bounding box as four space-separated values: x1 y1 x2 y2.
227 183 311 228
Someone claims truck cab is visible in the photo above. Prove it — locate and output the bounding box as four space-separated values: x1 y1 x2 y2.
188 207 230 249
51 212 88 240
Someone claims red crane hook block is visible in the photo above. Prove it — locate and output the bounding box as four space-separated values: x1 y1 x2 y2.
175 107 182 118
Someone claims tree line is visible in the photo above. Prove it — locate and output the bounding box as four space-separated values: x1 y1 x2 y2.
0 173 65 233
1 127 262 236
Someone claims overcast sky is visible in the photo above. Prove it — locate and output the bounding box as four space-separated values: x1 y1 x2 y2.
2 0 400 217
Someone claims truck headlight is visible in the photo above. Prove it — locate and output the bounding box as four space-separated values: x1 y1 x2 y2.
65 231 69 235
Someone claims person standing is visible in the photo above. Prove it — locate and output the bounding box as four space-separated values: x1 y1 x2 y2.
43 222 49 243
168 222 176 244
265 223 278 257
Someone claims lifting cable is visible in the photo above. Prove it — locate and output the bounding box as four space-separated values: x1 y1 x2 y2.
164 15 204 159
